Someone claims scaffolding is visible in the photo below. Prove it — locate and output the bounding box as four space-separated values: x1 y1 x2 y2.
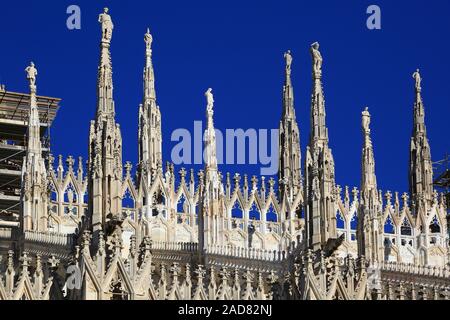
0 87 61 220
433 153 450 238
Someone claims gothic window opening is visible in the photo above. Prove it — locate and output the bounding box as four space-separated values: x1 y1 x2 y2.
350 212 358 230
266 204 277 222
110 279 129 300
49 183 58 202
384 215 395 234
429 215 441 234
151 190 165 217
63 183 78 204
50 203 58 215
64 206 78 216
297 206 305 219
249 203 260 220
336 211 345 229
232 202 243 219
400 217 412 236
122 188 135 208
177 194 187 214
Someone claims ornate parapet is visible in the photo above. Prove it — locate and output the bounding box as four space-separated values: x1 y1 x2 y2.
378 261 450 300
205 244 285 262
22 230 74 260
380 261 450 281
150 240 197 251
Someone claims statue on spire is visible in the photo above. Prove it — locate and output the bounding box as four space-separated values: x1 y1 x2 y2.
412 69 422 92
362 107 371 134
205 88 214 115
25 62 38 87
144 28 153 50
98 7 114 42
284 50 292 75
310 42 323 75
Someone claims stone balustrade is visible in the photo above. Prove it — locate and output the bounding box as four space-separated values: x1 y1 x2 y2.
204 244 293 262
380 261 450 278
150 241 198 252
24 230 74 247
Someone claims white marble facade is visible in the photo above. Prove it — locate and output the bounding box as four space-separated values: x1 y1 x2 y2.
0 8 448 300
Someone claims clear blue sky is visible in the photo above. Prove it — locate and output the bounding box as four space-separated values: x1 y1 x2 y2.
0 0 449 194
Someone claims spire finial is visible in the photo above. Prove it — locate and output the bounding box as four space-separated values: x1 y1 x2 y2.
25 62 38 91
362 107 371 135
98 7 114 43
143 28 156 104
310 42 323 79
203 88 219 173
413 68 422 93
284 50 292 77
25 62 39 128
144 28 153 51
205 88 214 117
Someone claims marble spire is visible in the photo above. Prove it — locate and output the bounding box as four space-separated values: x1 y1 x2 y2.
361 107 377 197
138 28 162 180
309 42 328 148
409 69 433 208
96 7 115 118
305 42 337 251
22 62 48 231
278 50 302 199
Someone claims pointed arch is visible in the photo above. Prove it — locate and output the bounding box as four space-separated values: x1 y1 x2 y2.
400 216 412 236
248 201 260 220
429 215 441 234
63 182 78 204
122 187 135 210
231 200 244 219
384 215 395 234
49 181 58 202
266 203 278 222
176 193 188 215
350 210 358 230
336 210 345 229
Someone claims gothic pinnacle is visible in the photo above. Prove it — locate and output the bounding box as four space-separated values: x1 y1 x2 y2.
409 68 433 207
96 8 115 117
361 107 377 194
144 28 156 103
309 41 328 148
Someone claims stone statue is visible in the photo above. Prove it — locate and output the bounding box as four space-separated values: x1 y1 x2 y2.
98 7 114 42
205 88 214 114
284 50 292 75
310 42 323 75
362 107 371 134
144 28 153 49
25 62 38 87
412 69 421 92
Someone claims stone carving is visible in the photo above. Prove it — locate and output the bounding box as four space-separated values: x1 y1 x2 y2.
284 50 292 75
413 69 421 92
98 7 114 42
362 107 371 134
25 62 38 87
205 88 214 115
310 42 323 75
144 28 153 49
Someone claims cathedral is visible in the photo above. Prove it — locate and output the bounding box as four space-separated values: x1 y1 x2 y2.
0 8 448 300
